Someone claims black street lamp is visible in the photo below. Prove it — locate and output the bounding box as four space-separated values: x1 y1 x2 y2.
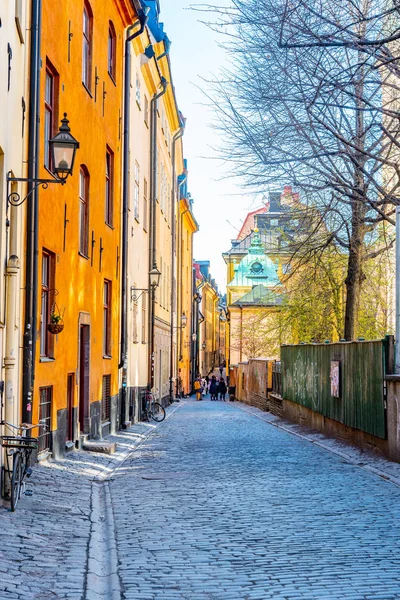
50 114 80 182
7 113 79 213
149 265 161 289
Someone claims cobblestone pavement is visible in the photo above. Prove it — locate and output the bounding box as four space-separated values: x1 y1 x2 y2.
2 399 400 600
110 399 400 600
0 415 176 600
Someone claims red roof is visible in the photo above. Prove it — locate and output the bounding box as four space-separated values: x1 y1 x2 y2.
237 205 267 240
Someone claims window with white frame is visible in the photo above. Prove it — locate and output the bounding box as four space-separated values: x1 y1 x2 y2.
134 162 140 220
135 72 141 108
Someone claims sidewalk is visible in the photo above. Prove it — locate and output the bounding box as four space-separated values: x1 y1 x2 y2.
0 405 180 600
234 400 400 487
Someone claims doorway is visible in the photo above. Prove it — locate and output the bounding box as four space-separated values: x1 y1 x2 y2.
66 373 75 442
79 325 90 434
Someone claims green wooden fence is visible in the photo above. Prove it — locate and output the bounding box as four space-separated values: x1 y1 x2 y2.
281 340 389 439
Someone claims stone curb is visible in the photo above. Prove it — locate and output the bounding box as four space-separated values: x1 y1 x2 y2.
84 402 182 600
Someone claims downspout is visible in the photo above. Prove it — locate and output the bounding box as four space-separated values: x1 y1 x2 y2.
148 79 168 389
22 0 42 425
168 127 184 404
120 10 148 426
176 187 188 384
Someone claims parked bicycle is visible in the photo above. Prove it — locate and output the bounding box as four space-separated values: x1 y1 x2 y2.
1 420 47 511
143 390 166 423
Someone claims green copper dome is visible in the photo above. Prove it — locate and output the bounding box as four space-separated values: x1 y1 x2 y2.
229 230 281 288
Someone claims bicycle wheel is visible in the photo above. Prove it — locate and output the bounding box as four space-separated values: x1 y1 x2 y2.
10 452 23 512
150 402 166 422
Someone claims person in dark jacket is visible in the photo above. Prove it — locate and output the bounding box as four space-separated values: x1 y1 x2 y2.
218 377 227 401
209 375 218 401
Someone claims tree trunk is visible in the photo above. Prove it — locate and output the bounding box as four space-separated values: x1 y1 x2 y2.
344 56 367 341
344 239 363 340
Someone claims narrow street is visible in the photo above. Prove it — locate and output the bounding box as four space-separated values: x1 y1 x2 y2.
2 400 400 600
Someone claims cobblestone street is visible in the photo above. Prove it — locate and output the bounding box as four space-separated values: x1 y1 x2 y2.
2 399 400 599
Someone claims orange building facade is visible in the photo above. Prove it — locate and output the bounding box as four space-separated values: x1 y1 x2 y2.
34 0 140 456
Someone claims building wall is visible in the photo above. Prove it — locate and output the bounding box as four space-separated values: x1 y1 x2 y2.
177 198 197 395
0 0 30 436
125 35 154 418
35 0 137 454
199 281 218 375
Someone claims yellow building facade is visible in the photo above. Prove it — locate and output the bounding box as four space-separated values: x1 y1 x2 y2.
177 192 198 395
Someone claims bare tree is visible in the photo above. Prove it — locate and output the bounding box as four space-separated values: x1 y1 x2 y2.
199 0 400 339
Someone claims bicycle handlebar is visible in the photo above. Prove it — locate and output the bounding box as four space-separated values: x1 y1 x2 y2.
1 420 48 432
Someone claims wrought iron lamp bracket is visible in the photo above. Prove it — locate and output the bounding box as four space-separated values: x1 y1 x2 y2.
6 172 64 216
130 288 149 302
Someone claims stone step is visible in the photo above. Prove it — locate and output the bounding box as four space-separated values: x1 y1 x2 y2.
82 440 116 455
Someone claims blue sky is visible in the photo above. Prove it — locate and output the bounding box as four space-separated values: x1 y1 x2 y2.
160 0 261 289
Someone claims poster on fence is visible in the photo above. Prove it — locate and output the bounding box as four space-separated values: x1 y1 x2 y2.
330 360 341 398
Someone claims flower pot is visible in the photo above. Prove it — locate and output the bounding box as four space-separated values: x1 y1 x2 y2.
47 322 64 334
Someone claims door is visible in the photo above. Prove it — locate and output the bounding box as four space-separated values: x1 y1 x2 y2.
79 325 90 434
66 373 74 441
38 386 52 453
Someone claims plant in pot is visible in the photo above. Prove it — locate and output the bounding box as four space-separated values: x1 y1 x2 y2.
47 304 65 334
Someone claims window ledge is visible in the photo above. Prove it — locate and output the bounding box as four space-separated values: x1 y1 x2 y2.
108 72 116 87
40 357 55 363
79 252 90 260
103 355 112 360
82 82 93 98
105 222 114 230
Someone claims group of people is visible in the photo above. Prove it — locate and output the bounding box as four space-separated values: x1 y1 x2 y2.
194 370 228 401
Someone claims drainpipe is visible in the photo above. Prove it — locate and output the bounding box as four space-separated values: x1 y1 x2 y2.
148 79 168 390
22 0 42 425
4 256 20 436
168 127 184 404
120 9 148 426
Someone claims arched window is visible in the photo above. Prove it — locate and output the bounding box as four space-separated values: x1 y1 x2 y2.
79 166 89 256
82 1 93 91
108 21 116 80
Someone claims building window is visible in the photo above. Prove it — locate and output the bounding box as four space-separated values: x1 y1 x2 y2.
134 162 140 220
144 95 149 125
40 250 55 358
103 279 111 356
82 2 93 91
143 178 148 231
135 72 141 107
142 296 146 343
38 387 52 453
132 284 138 343
79 167 89 256
44 63 58 170
101 375 111 422
15 0 24 42
108 22 116 80
105 148 113 226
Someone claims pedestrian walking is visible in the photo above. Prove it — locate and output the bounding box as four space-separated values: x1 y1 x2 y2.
201 377 207 398
218 377 227 401
194 376 202 401
209 375 218 401
219 364 224 376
